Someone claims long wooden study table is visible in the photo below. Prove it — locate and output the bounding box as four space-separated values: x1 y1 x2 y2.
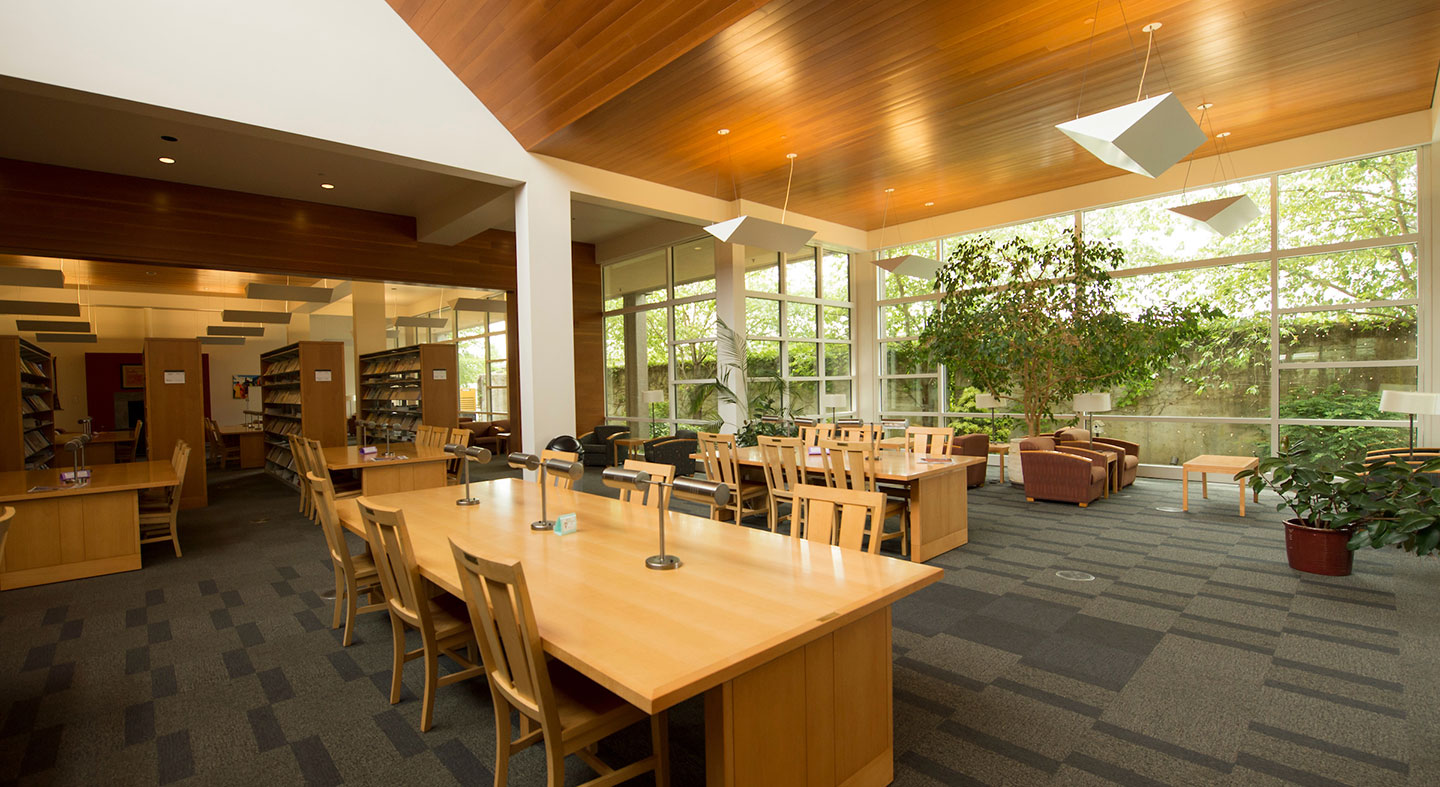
335 478 940 786
320 442 451 495
50 430 132 465
0 461 178 589
715 445 984 563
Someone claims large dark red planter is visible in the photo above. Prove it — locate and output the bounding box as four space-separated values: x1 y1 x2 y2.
1284 519 1354 576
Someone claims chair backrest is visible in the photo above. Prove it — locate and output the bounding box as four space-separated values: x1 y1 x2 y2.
305 438 334 477
620 458 675 508
306 471 355 572
697 432 744 488
819 439 879 493
1020 436 1056 452
798 422 835 447
130 419 144 457
0 505 13 564
538 449 579 489
758 435 807 498
164 442 192 514
790 482 884 553
450 542 559 731
447 428 471 447
837 423 877 444
288 434 312 489
357 497 430 632
906 426 954 457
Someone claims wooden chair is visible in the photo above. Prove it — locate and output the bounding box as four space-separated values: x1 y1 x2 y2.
819 439 909 554
307 471 385 646
539 449 579 490
798 422 834 447
445 428 471 483
620 459 675 508
120 419 144 463
0 506 13 567
357 497 485 732
837 423 877 445
288 435 315 520
306 438 363 503
139 440 190 557
758 435 808 533
208 418 241 470
416 425 446 448
449 541 669 787
905 425 953 457
695 432 768 523
790 482 886 553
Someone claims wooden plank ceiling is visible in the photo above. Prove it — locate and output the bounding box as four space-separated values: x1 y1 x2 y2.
397 0 1440 230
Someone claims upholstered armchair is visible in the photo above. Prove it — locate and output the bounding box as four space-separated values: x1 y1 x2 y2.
465 419 511 457
578 425 631 466
1054 428 1139 489
1019 437 1107 507
950 433 990 488
642 430 698 477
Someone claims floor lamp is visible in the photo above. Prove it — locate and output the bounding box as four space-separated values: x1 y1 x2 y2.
822 393 848 424
975 393 1000 439
1071 392 1112 448
641 389 665 438
1379 390 1440 457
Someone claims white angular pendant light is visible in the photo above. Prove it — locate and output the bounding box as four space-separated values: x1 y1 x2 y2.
703 142 816 253
1169 194 1261 237
872 188 941 281
1057 92 1205 178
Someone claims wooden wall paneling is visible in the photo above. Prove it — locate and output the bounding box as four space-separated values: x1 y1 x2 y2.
418 343 459 429
571 243 605 435
0 158 519 290
505 295 522 449
298 341 348 447
143 338 206 509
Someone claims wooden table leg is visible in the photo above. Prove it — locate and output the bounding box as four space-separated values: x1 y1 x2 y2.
1201 472 1209 499
907 470 968 563
1182 468 1189 511
705 608 893 787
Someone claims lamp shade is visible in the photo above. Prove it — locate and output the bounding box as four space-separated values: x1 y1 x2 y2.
822 393 848 409
1169 194 1262 238
874 253 941 280
1056 92 1206 179
1379 390 1440 416
641 390 665 404
703 216 816 254
1072 392 1112 413
974 393 1001 410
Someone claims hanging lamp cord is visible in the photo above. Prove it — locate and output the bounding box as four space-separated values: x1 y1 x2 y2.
781 155 796 224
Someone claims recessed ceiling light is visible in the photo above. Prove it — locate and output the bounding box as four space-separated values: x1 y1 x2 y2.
320 183 335 189
145 270 157 276
1196 102 1214 110
158 157 176 164
160 135 178 142
925 202 935 207
1215 131 1232 138
717 128 730 136
693 246 702 251
884 188 895 193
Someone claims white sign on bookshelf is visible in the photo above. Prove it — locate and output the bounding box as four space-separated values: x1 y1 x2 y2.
432 369 447 381
163 370 185 384
315 369 332 382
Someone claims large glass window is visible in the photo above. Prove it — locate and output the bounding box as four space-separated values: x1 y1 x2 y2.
875 150 1422 464
744 246 854 419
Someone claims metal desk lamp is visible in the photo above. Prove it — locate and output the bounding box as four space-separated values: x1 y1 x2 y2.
602 467 730 570
507 452 584 530
445 444 492 505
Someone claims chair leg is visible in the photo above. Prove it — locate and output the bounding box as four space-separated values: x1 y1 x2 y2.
651 711 670 787
330 570 345 630
544 742 565 787
170 518 182 558
388 615 406 705
420 635 439 732
492 699 511 787
341 577 359 647
767 498 777 532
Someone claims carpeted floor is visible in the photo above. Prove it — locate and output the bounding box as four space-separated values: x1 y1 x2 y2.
1 461 1437 786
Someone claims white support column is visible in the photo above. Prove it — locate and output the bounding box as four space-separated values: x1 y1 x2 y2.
853 250 878 422
1420 139 1438 446
515 176 576 456
714 239 747 431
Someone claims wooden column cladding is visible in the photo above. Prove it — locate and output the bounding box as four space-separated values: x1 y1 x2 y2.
418 344 459 429
143 338 206 509
0 336 57 472
571 244 604 435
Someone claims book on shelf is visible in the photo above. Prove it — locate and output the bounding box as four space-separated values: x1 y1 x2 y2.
24 430 51 454
19 358 48 377
22 395 49 413
263 419 302 436
263 356 300 374
262 390 301 404
361 356 422 376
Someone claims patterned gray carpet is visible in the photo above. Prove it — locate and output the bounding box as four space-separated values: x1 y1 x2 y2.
1 463 1436 786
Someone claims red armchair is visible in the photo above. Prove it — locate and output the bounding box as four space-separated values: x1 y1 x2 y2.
1019 437 1107 507
949 433 990 488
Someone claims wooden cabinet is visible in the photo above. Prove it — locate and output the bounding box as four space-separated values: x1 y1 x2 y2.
0 337 56 472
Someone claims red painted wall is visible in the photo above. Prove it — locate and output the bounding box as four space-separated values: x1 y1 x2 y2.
84 352 143 432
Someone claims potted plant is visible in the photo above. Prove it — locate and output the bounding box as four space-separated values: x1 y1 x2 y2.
918 229 1217 481
707 320 800 447
1237 446 1440 576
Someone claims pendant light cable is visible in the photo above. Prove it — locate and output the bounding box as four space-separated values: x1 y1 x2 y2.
877 188 894 254
781 153 797 224
1074 0 1103 118
1136 26 1156 102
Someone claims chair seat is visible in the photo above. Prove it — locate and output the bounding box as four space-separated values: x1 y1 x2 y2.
548 660 647 745
138 510 175 524
1122 455 1139 470
427 593 475 640
1090 466 1107 484
138 500 171 514
348 552 379 580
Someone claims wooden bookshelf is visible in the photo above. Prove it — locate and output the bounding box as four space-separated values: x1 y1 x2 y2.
0 336 57 472
259 341 346 488
357 343 458 441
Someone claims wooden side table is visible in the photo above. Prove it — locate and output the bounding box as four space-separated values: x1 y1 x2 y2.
1182 455 1260 516
986 442 1009 484
612 437 646 466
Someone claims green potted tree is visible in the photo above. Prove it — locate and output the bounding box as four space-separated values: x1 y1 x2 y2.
706 320 799 446
919 229 1216 480
1237 447 1440 575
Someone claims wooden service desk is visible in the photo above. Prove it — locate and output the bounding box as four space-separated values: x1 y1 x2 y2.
0 461 178 590
216 424 265 469
720 445 984 563
51 430 132 465
320 442 451 496
335 479 940 786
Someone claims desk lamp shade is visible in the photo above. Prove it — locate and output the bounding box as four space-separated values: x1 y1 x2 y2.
974 393 1001 410
1056 92 1206 179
